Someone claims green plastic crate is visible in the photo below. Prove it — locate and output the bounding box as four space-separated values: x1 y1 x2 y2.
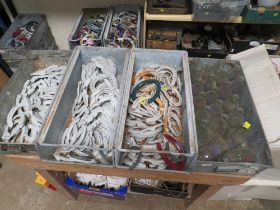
243 5 280 23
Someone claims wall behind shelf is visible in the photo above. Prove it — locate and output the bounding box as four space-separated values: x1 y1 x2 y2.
12 0 144 49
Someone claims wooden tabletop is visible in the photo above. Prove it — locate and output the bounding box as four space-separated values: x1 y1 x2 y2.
5 154 251 186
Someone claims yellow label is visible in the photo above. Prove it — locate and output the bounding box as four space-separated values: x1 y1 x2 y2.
162 85 170 91
139 96 146 105
160 9 165 12
274 13 279 17
243 121 251 129
139 96 145 101
204 12 209 15
207 54 211 57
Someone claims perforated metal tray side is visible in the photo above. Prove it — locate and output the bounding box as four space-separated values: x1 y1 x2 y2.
188 57 272 175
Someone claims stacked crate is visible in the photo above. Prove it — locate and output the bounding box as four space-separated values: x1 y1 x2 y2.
0 14 57 50
68 8 110 49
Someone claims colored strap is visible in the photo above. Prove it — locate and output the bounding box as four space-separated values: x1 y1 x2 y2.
131 79 161 103
157 134 186 170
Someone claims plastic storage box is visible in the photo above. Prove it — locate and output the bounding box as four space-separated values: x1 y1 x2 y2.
192 0 249 21
65 176 127 200
0 14 57 50
242 5 280 23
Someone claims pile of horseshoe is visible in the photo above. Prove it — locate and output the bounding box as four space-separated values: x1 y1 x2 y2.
75 173 128 190
121 64 186 170
74 14 106 46
107 11 138 48
54 56 119 164
6 21 38 48
2 65 65 144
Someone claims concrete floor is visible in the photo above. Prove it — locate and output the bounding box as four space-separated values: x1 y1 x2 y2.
0 156 279 210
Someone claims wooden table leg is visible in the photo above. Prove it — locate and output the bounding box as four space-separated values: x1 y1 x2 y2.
185 185 223 209
143 0 147 48
38 170 78 200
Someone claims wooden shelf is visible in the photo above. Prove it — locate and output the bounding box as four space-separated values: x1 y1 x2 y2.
145 13 243 23
142 0 280 47
6 154 251 186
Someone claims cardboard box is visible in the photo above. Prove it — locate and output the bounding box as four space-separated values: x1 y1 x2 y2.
146 40 164 49
163 40 177 50
147 29 177 40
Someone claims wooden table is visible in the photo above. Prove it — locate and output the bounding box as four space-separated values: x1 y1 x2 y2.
0 50 251 208
5 153 251 208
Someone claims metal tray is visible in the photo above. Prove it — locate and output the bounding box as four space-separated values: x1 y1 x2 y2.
0 50 72 153
188 57 272 175
0 14 51 50
37 35 57 50
0 49 28 72
103 5 142 48
115 48 197 171
68 8 111 49
37 26 57 50
37 47 131 166
47 38 58 50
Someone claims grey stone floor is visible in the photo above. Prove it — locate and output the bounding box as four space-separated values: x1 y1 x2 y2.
0 156 279 210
